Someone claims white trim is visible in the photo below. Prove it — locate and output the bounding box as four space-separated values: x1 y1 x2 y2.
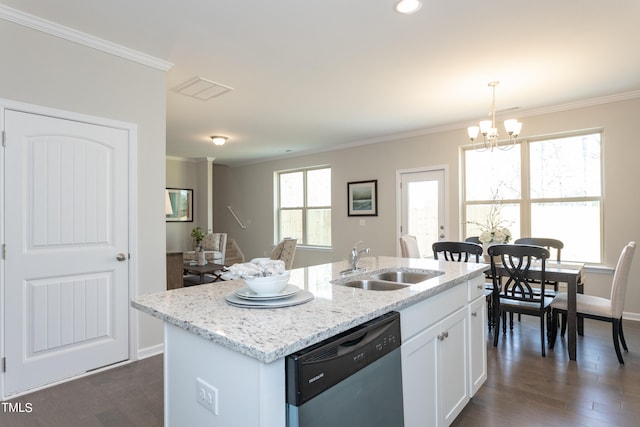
0 4 173 72
127 122 139 364
0 107 5 398
623 312 640 322
230 90 640 168
395 165 449 256
137 344 164 360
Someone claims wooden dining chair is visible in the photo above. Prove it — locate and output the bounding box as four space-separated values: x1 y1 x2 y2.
465 236 482 245
550 241 636 364
400 235 421 258
489 244 553 357
432 241 483 262
514 237 564 293
433 241 494 329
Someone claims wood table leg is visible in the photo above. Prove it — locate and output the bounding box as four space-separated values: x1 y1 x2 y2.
577 277 584 336
567 277 577 361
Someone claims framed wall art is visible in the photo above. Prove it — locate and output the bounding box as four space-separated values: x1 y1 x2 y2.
165 188 193 222
347 180 378 216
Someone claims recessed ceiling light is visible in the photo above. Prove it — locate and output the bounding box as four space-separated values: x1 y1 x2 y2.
210 136 228 146
395 0 422 14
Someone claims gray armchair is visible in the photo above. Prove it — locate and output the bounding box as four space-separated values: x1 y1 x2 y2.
184 232 227 265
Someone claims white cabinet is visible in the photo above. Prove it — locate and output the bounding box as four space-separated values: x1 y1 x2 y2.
402 319 439 427
401 276 488 427
437 307 469 425
401 305 469 426
468 295 487 396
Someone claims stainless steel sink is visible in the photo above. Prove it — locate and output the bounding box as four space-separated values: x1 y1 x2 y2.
339 280 410 291
369 270 444 284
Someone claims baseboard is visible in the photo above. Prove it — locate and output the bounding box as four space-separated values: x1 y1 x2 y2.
136 343 164 360
623 312 640 322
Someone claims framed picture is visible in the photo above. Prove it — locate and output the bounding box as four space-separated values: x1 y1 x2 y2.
166 188 193 222
347 180 378 216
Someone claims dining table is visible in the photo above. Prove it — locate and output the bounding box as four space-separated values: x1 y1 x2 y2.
492 260 584 361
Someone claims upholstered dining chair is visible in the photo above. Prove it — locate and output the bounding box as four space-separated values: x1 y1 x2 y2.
270 238 297 270
252 238 298 270
489 244 553 357
399 235 421 258
550 241 636 364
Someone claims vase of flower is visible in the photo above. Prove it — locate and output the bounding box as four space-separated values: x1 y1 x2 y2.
191 226 206 250
197 247 207 266
480 229 511 263
468 190 512 263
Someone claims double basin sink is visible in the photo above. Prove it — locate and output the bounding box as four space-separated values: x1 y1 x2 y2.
333 269 444 291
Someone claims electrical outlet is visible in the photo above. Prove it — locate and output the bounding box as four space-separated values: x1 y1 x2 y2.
196 377 218 415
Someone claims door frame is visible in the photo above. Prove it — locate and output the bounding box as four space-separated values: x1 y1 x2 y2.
395 165 449 257
0 98 138 398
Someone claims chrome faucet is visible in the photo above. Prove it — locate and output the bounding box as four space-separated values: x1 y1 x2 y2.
349 241 370 272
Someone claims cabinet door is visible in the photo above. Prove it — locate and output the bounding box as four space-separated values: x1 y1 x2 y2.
468 296 487 396
438 307 469 426
402 322 439 427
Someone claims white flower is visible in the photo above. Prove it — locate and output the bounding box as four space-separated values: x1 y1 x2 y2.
479 227 511 244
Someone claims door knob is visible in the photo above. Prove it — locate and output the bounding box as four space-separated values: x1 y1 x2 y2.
116 253 128 261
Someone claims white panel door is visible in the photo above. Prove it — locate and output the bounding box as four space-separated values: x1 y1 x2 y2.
3 109 130 396
400 169 446 257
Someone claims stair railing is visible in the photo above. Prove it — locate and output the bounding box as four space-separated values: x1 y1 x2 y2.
227 206 247 229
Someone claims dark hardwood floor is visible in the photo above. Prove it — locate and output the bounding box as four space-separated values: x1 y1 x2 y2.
1 317 638 426
0 354 163 427
453 317 640 427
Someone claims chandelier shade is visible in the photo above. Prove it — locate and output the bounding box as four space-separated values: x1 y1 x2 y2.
467 81 522 151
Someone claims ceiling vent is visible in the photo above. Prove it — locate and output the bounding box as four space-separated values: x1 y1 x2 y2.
173 77 233 101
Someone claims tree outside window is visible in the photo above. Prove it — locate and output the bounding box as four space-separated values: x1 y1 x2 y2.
463 132 602 263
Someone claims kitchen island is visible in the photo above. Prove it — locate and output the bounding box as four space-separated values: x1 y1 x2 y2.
132 256 489 426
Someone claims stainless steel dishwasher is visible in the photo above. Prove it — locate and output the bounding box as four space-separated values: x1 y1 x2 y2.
286 311 404 427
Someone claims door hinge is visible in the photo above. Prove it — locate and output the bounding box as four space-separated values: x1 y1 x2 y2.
1 243 5 260
2 130 5 147
2 357 6 373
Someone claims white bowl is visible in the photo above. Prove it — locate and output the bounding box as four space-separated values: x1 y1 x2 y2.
243 271 290 295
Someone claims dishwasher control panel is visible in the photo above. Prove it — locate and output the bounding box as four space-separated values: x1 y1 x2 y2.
286 311 401 406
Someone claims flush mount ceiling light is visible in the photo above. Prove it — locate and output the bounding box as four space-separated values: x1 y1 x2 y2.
210 136 228 146
395 0 422 14
466 81 522 152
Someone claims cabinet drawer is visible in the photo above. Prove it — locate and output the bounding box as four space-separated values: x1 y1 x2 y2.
400 284 466 341
467 275 487 301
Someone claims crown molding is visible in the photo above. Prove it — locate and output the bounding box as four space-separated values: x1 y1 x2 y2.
0 4 173 72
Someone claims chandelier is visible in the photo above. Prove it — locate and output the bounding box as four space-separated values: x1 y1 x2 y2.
466 81 522 151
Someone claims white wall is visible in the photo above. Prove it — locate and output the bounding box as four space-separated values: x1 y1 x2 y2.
166 157 218 252
166 157 198 251
211 97 640 318
0 20 168 353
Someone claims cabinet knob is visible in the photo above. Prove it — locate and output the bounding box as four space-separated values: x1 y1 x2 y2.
471 312 478 317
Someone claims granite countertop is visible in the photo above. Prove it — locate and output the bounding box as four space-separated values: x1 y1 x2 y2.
131 256 488 364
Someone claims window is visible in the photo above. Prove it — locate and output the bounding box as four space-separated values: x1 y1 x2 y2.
463 132 602 263
276 166 331 246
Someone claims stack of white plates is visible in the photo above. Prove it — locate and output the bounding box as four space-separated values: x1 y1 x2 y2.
224 284 314 308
